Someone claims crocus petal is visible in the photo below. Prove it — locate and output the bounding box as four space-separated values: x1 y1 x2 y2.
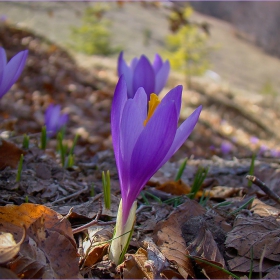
0 50 28 98
152 53 163 73
133 55 155 99
130 57 138 70
59 113 69 127
155 60 170 94
160 85 182 121
118 52 133 98
111 76 128 168
121 102 178 223
119 88 147 197
159 105 202 167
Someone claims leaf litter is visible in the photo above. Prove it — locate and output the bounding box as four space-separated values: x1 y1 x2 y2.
1 22 280 279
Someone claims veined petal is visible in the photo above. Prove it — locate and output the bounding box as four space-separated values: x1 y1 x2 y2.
160 85 182 121
155 60 170 94
152 53 163 73
159 105 202 167
118 52 133 98
119 87 147 198
126 102 178 206
0 50 28 98
0 48 7 85
111 76 128 169
133 55 155 98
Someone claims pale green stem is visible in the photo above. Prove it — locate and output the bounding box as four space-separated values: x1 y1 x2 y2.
109 199 137 265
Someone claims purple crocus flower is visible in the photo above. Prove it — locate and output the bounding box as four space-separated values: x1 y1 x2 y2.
220 141 233 155
0 47 28 98
111 76 202 225
117 51 170 99
45 104 68 137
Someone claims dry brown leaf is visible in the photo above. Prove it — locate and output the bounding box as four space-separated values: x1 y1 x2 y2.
264 265 280 279
119 248 154 279
226 213 280 273
0 227 25 264
0 139 26 170
156 180 190 195
187 226 229 279
0 204 79 278
251 198 280 219
227 255 273 273
153 199 206 278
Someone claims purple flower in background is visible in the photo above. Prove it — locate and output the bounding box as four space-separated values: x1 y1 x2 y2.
117 51 170 99
220 141 233 155
250 136 259 144
45 104 68 137
111 76 202 225
0 47 28 98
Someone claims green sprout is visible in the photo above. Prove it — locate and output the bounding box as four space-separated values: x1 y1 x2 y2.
102 170 111 210
22 134 29 149
141 191 162 205
187 255 240 279
229 197 255 216
248 153 256 187
40 126 47 150
175 158 188 181
199 190 210 207
90 184 95 197
69 133 79 156
189 166 209 199
25 195 29 203
16 154 24 182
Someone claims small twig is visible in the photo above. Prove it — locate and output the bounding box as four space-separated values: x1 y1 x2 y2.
73 199 103 234
60 207 74 222
246 175 280 204
50 184 88 205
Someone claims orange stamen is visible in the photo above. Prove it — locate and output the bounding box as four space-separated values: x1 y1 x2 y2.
143 93 161 126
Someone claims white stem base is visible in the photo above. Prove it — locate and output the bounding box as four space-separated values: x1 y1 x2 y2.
109 199 137 265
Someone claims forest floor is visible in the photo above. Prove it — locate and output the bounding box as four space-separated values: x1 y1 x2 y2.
1 6 280 280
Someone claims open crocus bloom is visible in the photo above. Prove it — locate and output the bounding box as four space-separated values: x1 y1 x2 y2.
117 51 170 99
109 76 202 264
45 104 68 137
0 47 28 98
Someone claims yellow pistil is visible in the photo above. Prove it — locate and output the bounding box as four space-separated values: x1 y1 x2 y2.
143 93 161 126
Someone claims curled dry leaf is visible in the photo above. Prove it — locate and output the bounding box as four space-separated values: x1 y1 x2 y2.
0 203 79 278
82 224 113 267
0 227 26 264
226 213 280 273
153 199 206 279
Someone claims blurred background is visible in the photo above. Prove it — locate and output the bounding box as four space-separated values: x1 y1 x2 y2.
1 1 280 159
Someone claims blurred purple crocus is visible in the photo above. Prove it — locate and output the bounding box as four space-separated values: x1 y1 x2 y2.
109 76 202 264
118 51 170 99
0 47 28 98
45 104 68 137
